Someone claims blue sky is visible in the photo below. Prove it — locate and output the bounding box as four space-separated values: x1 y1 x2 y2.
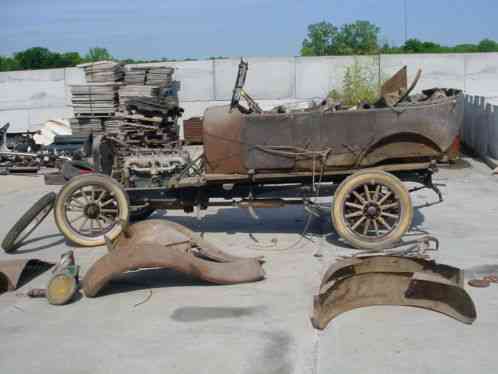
2 0 498 59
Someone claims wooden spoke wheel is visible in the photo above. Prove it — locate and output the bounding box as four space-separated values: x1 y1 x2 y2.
54 174 129 247
332 170 413 250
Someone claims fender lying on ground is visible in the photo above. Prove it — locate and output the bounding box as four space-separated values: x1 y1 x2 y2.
0 259 53 294
82 220 265 297
312 256 477 330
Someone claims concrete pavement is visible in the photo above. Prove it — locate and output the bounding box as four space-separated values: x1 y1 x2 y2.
0 157 497 374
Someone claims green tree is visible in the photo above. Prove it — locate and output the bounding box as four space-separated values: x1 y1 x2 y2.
335 21 380 55
0 56 20 71
58 52 82 67
85 47 112 62
301 21 339 56
478 38 498 52
14 47 57 69
301 20 380 56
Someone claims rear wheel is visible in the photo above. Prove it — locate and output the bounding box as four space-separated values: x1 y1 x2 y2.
331 170 413 250
54 174 129 247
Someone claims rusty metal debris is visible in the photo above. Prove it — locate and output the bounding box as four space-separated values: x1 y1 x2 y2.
0 259 53 294
468 278 490 288
311 256 477 330
484 275 498 283
82 219 265 297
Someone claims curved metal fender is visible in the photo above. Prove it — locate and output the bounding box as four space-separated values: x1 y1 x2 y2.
312 256 477 330
82 220 265 297
0 259 53 294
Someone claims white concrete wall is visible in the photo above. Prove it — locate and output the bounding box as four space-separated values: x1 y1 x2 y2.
462 94 498 167
1 53 498 132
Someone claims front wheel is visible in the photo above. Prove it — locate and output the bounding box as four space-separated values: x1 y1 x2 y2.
331 170 413 250
54 174 129 247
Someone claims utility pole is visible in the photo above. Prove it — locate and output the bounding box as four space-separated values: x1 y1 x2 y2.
404 0 408 43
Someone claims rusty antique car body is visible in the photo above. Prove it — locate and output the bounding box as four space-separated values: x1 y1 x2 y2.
51 60 463 250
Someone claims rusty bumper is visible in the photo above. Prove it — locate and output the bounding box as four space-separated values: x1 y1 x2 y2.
82 220 265 297
312 256 477 329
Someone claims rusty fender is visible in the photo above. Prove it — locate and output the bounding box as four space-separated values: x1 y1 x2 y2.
311 256 477 330
82 220 265 297
0 259 53 294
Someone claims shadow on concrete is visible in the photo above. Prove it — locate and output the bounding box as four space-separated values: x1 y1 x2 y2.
95 267 214 297
10 233 65 255
155 205 325 236
171 305 266 322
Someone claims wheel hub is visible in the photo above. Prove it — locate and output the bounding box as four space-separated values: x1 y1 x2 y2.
84 203 100 219
364 203 380 218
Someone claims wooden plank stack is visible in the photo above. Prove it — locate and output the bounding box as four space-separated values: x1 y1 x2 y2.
124 66 174 86
69 118 104 136
69 62 180 138
70 83 121 117
118 85 159 109
77 61 124 83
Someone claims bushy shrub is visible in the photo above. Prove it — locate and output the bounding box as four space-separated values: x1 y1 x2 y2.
329 58 379 106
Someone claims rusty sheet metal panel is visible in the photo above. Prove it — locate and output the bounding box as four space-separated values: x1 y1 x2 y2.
183 117 204 145
203 105 246 174
312 256 477 330
0 259 53 294
381 66 407 96
202 93 463 174
240 94 463 171
82 220 265 297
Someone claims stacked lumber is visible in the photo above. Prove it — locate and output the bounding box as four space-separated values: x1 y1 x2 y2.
69 118 104 136
125 66 174 86
119 85 159 109
77 61 124 83
70 83 120 117
146 67 174 86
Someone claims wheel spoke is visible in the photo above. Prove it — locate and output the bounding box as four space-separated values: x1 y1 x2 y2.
101 208 118 214
80 189 90 204
372 185 381 202
95 190 106 203
100 198 115 207
345 202 363 210
69 200 85 209
381 212 400 220
345 210 363 219
377 216 392 231
380 202 399 210
378 191 393 205
99 215 114 224
372 219 380 236
67 205 84 212
363 219 371 235
352 191 366 204
363 185 371 202
69 214 85 224
351 216 366 230
79 217 89 232
96 218 104 231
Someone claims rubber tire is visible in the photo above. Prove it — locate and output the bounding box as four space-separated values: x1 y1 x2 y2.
2 192 56 253
130 206 156 222
54 174 129 247
331 170 413 250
